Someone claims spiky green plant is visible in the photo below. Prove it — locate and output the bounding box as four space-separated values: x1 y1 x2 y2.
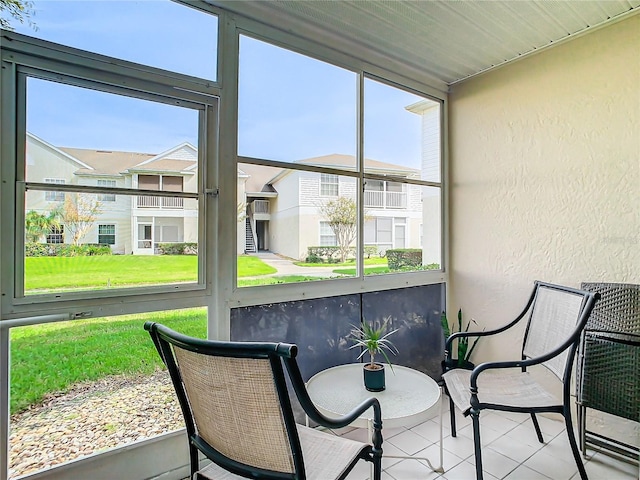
349 317 399 369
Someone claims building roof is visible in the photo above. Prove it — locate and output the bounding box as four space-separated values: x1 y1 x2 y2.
61 147 155 176
296 154 419 176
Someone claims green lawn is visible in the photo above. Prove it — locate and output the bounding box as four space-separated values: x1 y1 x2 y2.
10 309 207 414
25 255 277 291
13 254 394 414
296 257 388 267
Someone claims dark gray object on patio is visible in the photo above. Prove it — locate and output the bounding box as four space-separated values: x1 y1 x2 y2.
442 281 599 480
577 282 639 462
145 322 383 480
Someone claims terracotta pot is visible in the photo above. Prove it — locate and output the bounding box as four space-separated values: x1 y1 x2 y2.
363 362 385 392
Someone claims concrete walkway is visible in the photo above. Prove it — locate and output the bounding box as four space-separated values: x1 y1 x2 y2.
250 251 343 278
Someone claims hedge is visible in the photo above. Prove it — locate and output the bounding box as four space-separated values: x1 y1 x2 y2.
156 243 198 255
25 243 112 257
306 245 381 263
386 248 422 270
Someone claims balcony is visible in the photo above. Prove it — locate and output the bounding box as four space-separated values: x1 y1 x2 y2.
136 196 184 209
364 190 407 209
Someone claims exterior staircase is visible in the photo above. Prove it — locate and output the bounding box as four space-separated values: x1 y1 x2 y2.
245 218 256 253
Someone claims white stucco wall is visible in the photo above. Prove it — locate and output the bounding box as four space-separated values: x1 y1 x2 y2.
448 16 639 443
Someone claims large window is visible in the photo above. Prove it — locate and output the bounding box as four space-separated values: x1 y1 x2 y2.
238 35 442 286
2 4 446 478
21 77 203 297
12 0 218 81
9 308 207 477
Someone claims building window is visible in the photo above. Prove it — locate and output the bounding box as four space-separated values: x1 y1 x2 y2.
46 225 64 244
320 174 339 196
319 221 337 246
365 217 393 253
98 224 116 245
44 178 65 202
97 180 116 201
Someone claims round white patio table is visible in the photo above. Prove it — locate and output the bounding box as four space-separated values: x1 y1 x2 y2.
306 363 444 474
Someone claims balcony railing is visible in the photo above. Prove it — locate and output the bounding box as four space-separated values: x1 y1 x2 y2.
364 190 407 209
137 196 184 209
252 200 270 214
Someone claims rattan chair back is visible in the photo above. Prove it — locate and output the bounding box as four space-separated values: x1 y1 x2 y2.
145 322 384 480
523 284 587 380
173 347 295 473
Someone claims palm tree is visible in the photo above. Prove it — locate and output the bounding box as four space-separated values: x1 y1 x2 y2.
25 209 61 243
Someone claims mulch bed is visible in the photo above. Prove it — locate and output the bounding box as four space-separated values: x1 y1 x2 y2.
9 370 183 478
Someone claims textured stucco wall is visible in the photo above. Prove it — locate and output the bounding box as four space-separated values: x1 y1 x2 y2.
448 15 639 444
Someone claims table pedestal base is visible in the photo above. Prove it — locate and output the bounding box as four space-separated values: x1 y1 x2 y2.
367 389 444 476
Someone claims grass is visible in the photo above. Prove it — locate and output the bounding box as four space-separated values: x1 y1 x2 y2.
10 308 207 414
238 275 331 287
296 257 388 267
25 255 276 291
333 266 391 275
14 254 430 413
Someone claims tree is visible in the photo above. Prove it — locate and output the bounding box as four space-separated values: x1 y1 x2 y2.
25 209 60 243
318 196 359 263
0 0 35 30
61 193 102 246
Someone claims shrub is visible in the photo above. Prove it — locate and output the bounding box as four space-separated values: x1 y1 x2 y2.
306 246 343 262
25 242 55 257
363 246 379 258
25 242 111 257
386 248 422 270
156 242 197 255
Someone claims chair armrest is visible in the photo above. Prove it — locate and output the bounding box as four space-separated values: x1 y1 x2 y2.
444 318 524 363
283 358 383 451
444 284 541 364
469 323 587 390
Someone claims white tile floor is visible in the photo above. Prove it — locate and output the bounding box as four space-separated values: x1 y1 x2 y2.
337 402 639 480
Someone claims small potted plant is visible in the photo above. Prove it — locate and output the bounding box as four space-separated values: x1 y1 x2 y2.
349 318 399 391
441 308 482 370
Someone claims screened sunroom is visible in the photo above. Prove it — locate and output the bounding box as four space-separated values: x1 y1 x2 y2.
0 1 638 479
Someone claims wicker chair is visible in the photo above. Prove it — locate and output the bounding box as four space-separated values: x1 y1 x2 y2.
577 282 639 462
442 281 599 480
145 322 383 480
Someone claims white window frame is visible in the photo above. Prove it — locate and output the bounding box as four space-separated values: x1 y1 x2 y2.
319 221 337 246
0 31 220 320
97 179 117 202
46 224 64 244
98 224 116 245
44 178 65 202
320 173 339 196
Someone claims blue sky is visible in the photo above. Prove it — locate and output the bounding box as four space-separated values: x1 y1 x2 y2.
15 0 427 168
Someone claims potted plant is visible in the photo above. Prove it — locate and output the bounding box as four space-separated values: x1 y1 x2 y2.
349 318 399 391
441 308 482 370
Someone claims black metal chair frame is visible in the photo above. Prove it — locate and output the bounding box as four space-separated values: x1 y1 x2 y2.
442 281 599 480
145 322 383 480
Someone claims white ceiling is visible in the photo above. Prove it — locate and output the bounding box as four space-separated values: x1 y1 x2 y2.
211 0 640 89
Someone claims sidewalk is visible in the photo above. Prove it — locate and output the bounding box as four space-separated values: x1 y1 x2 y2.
249 251 343 278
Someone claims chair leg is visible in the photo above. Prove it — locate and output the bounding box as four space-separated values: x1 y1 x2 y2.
530 413 544 443
564 406 588 480
470 408 484 480
371 456 382 480
449 396 457 437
